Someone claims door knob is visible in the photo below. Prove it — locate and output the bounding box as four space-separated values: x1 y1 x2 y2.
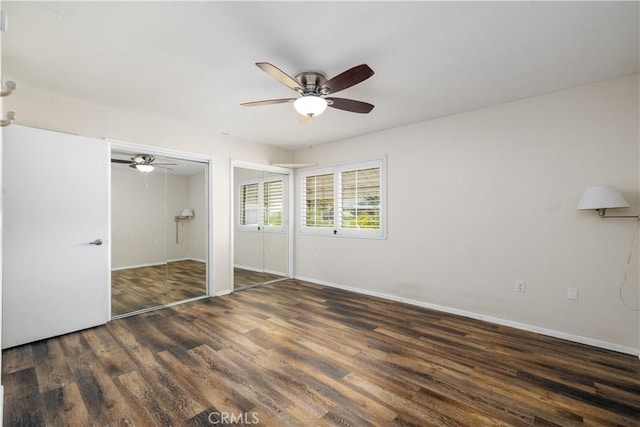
89 239 103 246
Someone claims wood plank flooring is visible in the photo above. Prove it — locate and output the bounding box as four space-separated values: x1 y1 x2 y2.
3 279 639 426
234 267 286 289
112 260 207 316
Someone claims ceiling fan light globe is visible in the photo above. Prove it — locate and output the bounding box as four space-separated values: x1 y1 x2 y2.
294 96 327 117
136 164 155 173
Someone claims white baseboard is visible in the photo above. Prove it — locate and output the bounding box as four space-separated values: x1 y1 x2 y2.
112 261 166 271
295 275 639 357
216 289 232 297
234 264 286 277
167 257 207 263
234 264 262 273
113 258 206 271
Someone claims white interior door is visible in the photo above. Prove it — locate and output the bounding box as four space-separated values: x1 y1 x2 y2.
2 125 110 348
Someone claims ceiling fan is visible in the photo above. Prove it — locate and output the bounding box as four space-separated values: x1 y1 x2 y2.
111 154 176 172
241 62 375 121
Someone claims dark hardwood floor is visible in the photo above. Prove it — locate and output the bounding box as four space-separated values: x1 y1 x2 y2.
112 260 207 316
3 279 639 426
234 267 286 289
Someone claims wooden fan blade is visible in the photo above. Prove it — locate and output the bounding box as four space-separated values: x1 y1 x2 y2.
111 159 131 164
326 97 374 114
256 62 303 92
321 64 374 94
241 98 297 107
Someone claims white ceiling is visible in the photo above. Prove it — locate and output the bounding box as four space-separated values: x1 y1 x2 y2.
2 1 638 150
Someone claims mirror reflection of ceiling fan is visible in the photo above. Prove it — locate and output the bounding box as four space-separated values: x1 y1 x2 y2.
241 62 374 124
110 154 176 172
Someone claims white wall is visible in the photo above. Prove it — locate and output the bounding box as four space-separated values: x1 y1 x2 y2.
4 85 294 295
111 168 170 269
294 74 640 354
111 168 200 269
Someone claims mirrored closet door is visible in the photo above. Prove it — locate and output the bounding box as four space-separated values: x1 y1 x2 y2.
111 151 208 316
234 166 290 289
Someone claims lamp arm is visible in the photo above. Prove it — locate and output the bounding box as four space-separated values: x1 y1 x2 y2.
596 208 639 219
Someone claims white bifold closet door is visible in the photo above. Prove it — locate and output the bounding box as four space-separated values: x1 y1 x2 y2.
2 125 110 348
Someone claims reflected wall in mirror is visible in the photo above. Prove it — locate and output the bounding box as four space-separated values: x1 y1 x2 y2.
111 151 208 316
234 166 289 289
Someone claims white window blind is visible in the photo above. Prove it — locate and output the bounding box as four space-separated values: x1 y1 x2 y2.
340 167 381 230
303 173 334 228
240 182 259 226
300 158 386 239
264 180 283 227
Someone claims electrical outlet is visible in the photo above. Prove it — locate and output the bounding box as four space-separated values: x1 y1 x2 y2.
567 287 578 301
515 280 526 293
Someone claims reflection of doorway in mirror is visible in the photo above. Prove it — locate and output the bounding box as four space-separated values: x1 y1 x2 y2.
110 151 209 317
233 166 290 290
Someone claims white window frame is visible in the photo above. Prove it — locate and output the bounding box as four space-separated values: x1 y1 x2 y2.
237 176 286 233
300 157 387 239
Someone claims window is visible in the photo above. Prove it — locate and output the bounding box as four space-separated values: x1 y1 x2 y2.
240 182 259 226
340 167 381 230
304 173 334 228
263 180 283 227
300 158 386 239
238 178 285 231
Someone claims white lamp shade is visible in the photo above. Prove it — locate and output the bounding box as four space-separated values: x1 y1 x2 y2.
180 208 194 217
576 185 629 210
135 164 154 173
294 96 328 117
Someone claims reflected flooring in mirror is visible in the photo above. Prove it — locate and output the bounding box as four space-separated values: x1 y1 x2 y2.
234 267 286 289
112 260 206 316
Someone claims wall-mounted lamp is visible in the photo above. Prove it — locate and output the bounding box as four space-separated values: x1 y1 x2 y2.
174 208 194 244
576 185 638 219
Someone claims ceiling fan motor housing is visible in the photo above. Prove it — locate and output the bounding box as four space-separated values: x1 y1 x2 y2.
133 154 154 164
295 72 329 96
